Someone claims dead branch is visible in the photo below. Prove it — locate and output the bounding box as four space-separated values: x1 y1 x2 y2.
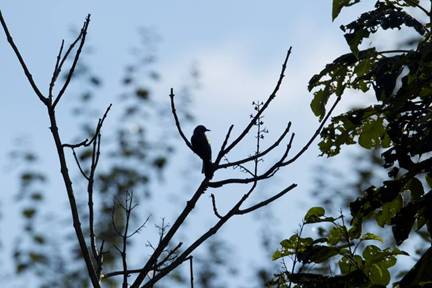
0 11 100 287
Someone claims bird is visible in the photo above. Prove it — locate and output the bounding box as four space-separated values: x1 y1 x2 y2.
191 125 213 178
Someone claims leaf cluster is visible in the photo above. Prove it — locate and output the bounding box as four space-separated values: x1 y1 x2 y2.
274 0 432 287
272 207 407 287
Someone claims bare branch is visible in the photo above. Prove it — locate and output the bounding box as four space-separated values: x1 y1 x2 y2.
96 240 105 279
0 10 48 104
128 215 150 238
48 40 65 100
88 133 100 272
214 124 234 165
62 103 112 149
282 96 341 166
157 242 183 268
210 194 223 219
209 96 340 188
72 148 90 180
188 256 194 288
208 133 295 188
139 185 258 287
405 0 430 16
53 14 90 107
217 122 291 169
130 180 209 287
219 48 292 159
236 184 297 215
169 88 194 151
2 11 104 287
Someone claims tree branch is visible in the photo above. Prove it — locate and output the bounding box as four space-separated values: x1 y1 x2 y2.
130 180 209 287
0 10 48 104
282 96 341 166
236 184 297 214
217 122 291 169
210 194 223 219
53 14 90 107
1 11 100 286
48 40 64 100
208 133 295 188
216 48 292 162
169 88 194 152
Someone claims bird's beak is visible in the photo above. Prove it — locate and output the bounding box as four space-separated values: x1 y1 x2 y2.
205 128 211 132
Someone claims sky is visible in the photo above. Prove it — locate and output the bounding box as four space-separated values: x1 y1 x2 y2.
0 1 378 286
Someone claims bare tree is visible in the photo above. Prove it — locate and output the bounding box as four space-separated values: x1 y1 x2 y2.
0 11 340 287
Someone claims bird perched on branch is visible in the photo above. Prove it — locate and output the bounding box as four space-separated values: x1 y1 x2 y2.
191 125 213 179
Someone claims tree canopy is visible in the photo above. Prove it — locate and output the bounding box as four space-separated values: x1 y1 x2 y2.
272 1 432 287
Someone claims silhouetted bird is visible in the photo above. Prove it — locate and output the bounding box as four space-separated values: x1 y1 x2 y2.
191 125 213 178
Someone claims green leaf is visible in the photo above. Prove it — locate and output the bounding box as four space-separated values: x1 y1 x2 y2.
304 207 325 223
363 245 381 262
332 0 360 21
358 118 386 149
310 89 329 120
22 208 36 219
348 217 362 239
332 0 346 21
392 204 417 245
298 245 342 263
367 263 390 285
273 234 318 261
354 58 372 77
339 255 363 274
135 87 150 100
375 195 402 227
379 255 396 269
403 0 420 7
360 233 383 243
387 247 409 256
272 250 283 261
404 177 424 201
29 252 47 264
328 226 345 245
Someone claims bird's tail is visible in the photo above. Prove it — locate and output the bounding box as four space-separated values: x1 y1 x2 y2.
202 160 214 179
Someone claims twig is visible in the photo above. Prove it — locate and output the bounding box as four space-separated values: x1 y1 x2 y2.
404 0 430 16
216 48 292 163
48 40 64 100
62 103 112 149
188 256 194 288
217 122 291 169
130 180 209 287
96 240 105 279
208 133 295 188
210 194 223 219
88 133 101 275
53 14 90 107
236 184 297 214
1 10 103 287
169 88 194 151
282 96 341 166
0 10 48 104
214 125 234 166
288 221 305 288
121 192 133 288
140 181 288 288
157 242 183 268
72 148 90 180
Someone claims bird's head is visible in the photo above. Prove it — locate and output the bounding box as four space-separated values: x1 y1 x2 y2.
194 125 210 135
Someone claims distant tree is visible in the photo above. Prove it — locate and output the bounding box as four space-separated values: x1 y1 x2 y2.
271 1 432 287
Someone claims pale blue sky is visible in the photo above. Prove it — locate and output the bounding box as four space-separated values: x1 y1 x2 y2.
0 1 378 286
